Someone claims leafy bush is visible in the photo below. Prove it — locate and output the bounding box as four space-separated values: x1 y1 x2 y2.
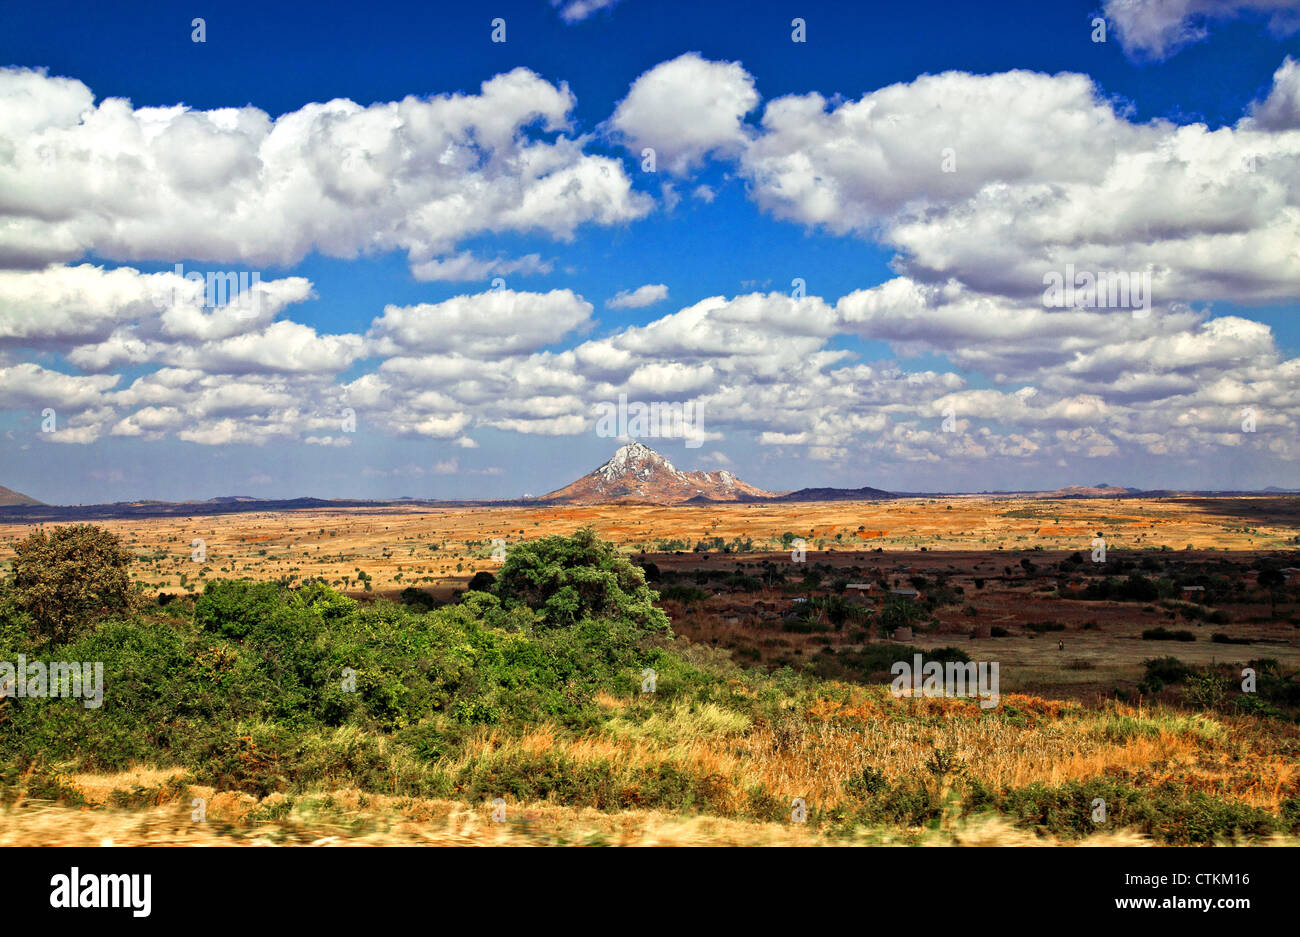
843 766 889 798
1 531 686 793
1211 632 1251 645
1083 574 1159 602
7 524 139 646
1184 672 1228 711
878 599 922 637
805 594 869 629
465 571 496 593
194 579 292 638
494 527 670 633
996 778 1277 844
1142 627 1195 642
1143 657 1192 685
657 584 710 604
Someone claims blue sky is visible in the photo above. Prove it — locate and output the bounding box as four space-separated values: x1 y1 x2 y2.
1 0 1299 503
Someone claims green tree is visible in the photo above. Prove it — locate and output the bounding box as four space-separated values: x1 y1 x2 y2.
879 598 921 637
494 527 670 633
193 579 284 638
8 524 139 646
1257 568 1285 616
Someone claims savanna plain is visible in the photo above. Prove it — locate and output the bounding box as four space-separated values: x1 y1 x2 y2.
1 496 1298 846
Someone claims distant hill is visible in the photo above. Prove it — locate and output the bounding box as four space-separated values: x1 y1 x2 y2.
0 484 41 506
0 463 1295 524
1023 484 1140 499
770 485 897 502
541 442 774 504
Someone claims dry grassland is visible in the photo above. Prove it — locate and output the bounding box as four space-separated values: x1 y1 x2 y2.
1 496 1294 595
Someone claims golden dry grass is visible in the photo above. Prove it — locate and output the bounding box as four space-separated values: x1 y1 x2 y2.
437 690 1295 810
1 496 1293 594
0 790 1174 847
7 681 1298 846
11 774 1294 846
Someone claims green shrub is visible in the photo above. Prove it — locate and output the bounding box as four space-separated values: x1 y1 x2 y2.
996 778 1277 844
193 579 286 639
1184 672 1229 711
843 766 890 798
1142 627 1195 642
398 586 439 611
0 540 677 791
495 527 670 633
1143 657 1191 684
7 524 139 646
878 599 922 637
1026 621 1064 633
657 584 710 604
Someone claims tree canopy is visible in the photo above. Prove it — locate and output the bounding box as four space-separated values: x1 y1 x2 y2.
7 524 139 646
493 527 670 633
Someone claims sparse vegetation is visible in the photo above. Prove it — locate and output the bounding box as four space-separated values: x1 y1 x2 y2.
2 516 1297 847
1142 626 1196 642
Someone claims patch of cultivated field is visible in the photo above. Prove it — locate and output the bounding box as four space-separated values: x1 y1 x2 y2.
0 496 1294 596
654 546 1300 703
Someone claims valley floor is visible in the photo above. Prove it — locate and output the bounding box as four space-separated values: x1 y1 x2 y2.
3 509 1297 847
2 496 1296 596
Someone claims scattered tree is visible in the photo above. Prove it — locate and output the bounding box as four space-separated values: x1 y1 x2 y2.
1257 568 1285 615
495 527 670 632
7 524 139 645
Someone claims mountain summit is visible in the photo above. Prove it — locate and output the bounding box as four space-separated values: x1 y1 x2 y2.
541 441 773 504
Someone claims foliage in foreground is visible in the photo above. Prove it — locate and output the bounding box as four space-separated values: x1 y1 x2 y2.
2 525 1298 845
